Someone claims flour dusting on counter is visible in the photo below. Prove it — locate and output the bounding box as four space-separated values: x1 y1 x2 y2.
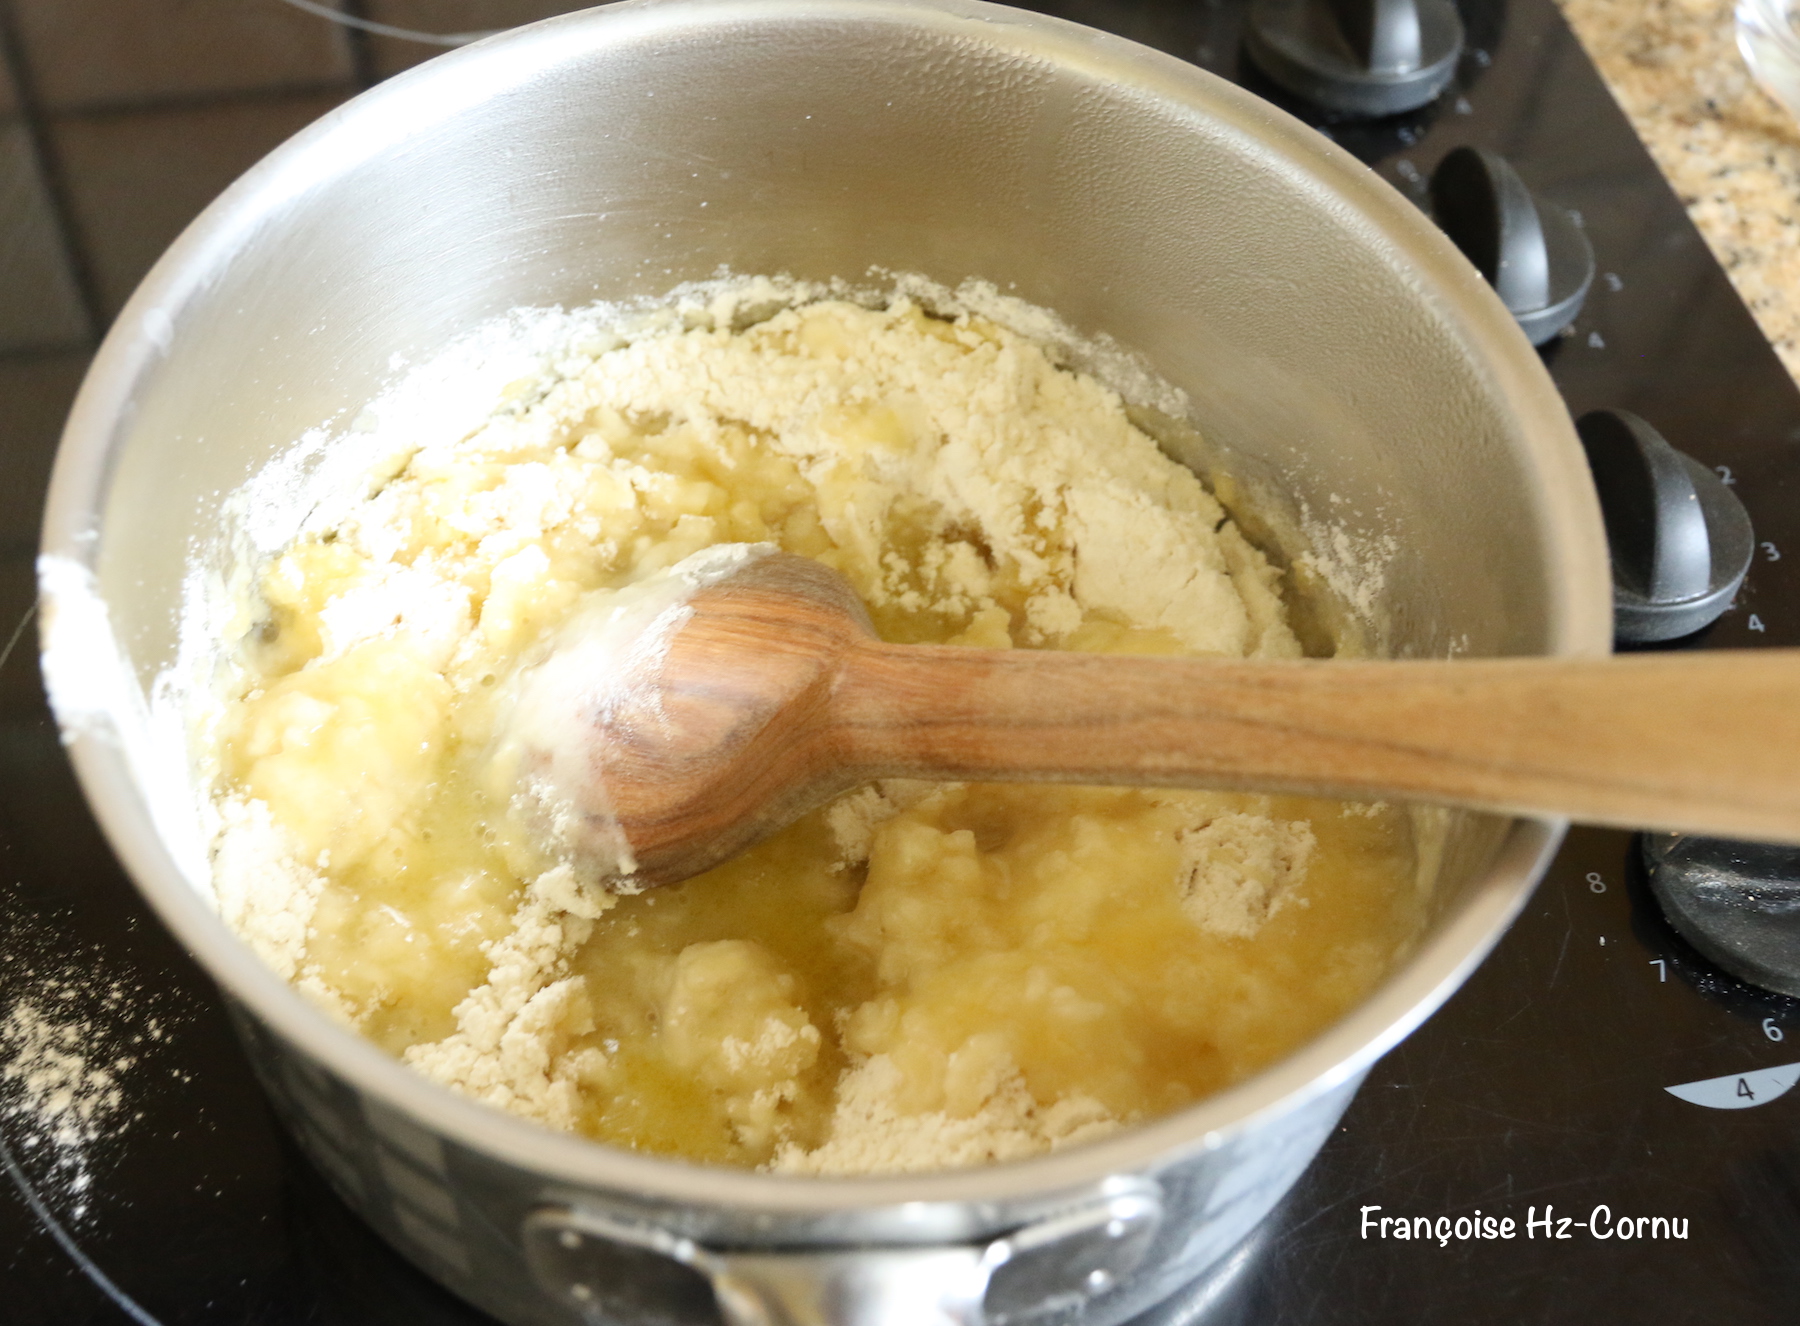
0 951 186 1226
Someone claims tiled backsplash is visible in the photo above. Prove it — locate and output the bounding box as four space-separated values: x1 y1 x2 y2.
0 38 16 115
0 0 589 552
50 90 355 315
362 0 588 76
0 121 86 352
11 0 354 110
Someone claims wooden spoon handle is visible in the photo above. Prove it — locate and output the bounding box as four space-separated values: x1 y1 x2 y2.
833 645 1800 842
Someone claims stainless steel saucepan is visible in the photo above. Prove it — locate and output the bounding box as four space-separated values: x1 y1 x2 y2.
37 2 1611 1322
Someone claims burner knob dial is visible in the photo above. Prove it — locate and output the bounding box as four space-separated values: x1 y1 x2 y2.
1576 409 1754 644
1244 0 1463 116
1644 834 1800 997
1429 146 1595 345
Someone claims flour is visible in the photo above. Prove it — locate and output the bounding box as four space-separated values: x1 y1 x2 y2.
1170 809 1316 940
399 888 607 1130
210 795 323 983
772 1053 1118 1177
201 275 1417 1175
0 965 172 1225
1295 494 1398 633
1 999 126 1223
507 294 1297 657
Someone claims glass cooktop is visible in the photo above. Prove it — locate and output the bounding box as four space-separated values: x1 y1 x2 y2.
1 0 1796 1322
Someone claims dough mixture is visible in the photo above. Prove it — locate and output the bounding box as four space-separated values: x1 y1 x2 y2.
209 289 1425 1174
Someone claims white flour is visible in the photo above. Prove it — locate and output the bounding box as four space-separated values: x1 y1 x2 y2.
0 966 166 1225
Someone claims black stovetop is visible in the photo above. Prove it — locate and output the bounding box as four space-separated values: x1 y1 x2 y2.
4 1 1799 1322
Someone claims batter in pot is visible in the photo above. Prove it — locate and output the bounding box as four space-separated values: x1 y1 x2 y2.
208 285 1426 1174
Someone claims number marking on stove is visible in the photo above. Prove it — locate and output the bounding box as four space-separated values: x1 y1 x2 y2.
1665 1062 1800 1109
1650 958 1667 982
1763 542 1780 562
1586 872 1607 893
1604 272 1623 292
1717 464 1735 485
1764 1018 1783 1042
1587 331 1605 349
1749 614 1766 633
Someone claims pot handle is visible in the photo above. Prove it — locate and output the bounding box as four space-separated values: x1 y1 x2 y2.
523 1185 1162 1326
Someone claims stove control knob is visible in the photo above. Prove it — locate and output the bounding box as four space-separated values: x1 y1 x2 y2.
1576 409 1753 644
1429 146 1595 345
1244 0 1463 116
1644 834 1800 997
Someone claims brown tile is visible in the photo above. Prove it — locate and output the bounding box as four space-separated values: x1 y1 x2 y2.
0 125 89 353
0 554 45 722
0 349 84 726
0 49 18 116
363 0 585 78
12 0 354 111
0 351 90 552
48 91 349 320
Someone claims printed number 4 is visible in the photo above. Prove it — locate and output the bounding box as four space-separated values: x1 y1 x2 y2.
1749 614 1767 633
1739 1078 1756 1100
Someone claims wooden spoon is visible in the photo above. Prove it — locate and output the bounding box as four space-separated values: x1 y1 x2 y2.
501 544 1800 889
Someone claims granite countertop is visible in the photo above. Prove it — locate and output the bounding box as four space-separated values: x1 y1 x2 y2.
1561 0 1800 379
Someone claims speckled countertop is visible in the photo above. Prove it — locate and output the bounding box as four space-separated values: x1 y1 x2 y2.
1561 0 1800 378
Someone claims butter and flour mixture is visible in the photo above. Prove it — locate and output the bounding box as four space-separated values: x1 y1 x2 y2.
206 283 1425 1174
